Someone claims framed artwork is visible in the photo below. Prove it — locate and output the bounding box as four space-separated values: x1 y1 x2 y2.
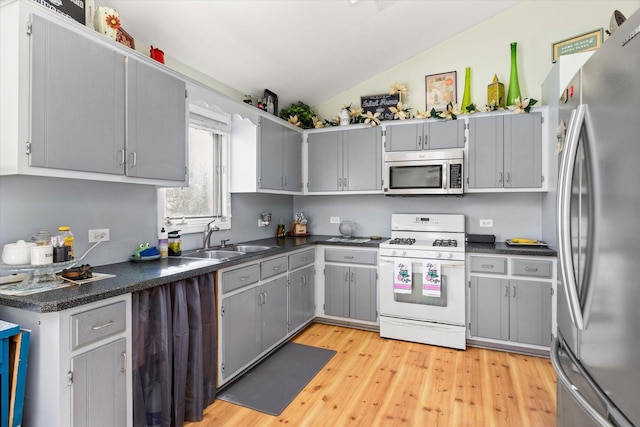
116 27 135 49
552 28 603 62
425 71 457 112
264 89 278 115
361 93 401 121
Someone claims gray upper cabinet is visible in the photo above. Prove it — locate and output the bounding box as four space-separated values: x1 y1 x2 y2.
27 13 187 184
385 120 464 151
258 116 302 192
307 126 382 193
30 14 126 175
467 112 543 190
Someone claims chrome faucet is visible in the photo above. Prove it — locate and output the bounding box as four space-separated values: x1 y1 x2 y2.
203 220 219 249
220 239 230 248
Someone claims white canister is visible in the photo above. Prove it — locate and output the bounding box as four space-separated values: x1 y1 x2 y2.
2 240 36 265
30 245 53 266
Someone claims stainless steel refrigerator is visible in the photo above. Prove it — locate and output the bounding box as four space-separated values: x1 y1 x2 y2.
552 10 640 427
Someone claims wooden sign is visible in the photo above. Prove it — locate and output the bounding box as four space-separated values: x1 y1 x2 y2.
361 93 400 121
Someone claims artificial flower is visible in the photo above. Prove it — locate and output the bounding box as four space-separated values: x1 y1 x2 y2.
349 106 363 119
486 101 505 112
312 116 324 128
415 110 430 119
438 102 461 120
363 111 381 127
288 115 302 127
389 82 408 96
105 14 121 29
508 97 538 114
389 101 410 120
464 103 481 114
324 117 341 127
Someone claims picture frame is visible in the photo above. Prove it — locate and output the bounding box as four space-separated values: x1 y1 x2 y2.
552 28 603 62
361 93 401 121
116 27 135 50
425 71 457 112
264 89 278 115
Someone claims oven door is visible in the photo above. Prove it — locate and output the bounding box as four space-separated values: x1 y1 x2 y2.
379 256 466 325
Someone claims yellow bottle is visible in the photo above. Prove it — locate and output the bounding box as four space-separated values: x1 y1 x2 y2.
58 226 74 260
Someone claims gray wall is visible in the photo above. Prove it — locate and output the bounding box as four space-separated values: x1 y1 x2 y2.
0 175 292 266
294 193 544 242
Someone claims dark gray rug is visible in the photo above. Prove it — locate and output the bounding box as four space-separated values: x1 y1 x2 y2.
217 342 336 416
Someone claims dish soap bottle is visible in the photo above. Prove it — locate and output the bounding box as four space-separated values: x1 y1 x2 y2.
158 227 168 258
168 230 182 256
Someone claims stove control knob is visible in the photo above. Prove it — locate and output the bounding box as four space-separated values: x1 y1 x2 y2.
447 252 453 259
402 250 407 256
437 252 442 258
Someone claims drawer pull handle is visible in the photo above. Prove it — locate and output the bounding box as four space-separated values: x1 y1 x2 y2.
273 266 280 271
481 264 494 269
525 267 539 272
344 256 354 260
239 276 249 281
92 320 115 331
505 285 509 297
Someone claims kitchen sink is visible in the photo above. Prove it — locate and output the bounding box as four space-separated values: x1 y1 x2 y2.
226 245 275 253
182 249 245 260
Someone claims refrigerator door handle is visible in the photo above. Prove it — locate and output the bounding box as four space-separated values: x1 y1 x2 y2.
550 338 613 427
557 104 586 330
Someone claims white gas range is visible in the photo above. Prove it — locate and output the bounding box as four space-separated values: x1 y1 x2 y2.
378 214 466 350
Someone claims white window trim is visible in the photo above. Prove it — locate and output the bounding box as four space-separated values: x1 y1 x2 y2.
157 104 232 236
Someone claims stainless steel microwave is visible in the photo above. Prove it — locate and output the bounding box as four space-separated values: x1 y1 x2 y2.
383 149 464 195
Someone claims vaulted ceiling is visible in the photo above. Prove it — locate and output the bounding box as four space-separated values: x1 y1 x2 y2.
101 0 522 109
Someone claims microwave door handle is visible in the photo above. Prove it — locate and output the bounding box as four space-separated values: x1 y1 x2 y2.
443 162 448 189
557 104 586 330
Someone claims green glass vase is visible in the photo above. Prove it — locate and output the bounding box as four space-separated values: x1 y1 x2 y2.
461 67 472 112
507 42 521 105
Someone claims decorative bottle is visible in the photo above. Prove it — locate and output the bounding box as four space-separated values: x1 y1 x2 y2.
507 42 521 105
461 67 472 112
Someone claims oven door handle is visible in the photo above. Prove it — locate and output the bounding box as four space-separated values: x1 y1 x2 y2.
379 257 465 269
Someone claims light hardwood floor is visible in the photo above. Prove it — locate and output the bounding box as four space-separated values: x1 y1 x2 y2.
186 323 557 426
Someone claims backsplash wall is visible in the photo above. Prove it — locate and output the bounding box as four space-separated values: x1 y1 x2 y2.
293 193 544 242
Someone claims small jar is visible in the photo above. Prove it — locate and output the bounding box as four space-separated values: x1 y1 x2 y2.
32 229 51 246
168 230 182 256
58 226 74 260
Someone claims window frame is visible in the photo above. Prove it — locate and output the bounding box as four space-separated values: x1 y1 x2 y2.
157 104 231 236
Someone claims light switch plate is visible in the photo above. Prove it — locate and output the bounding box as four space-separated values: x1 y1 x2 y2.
330 216 340 224
479 219 493 228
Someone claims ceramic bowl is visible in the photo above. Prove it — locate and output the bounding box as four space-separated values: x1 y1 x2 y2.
2 240 36 265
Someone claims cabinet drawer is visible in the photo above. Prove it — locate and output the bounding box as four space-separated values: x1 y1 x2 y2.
260 256 288 280
469 256 507 274
289 249 315 270
71 301 126 350
221 264 260 293
325 248 376 265
512 259 552 278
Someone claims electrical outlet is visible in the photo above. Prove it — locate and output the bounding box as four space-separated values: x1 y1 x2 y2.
330 216 340 224
88 228 110 242
479 219 493 228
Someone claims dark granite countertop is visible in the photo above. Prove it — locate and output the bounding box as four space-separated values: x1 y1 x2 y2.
0 235 386 313
466 242 557 257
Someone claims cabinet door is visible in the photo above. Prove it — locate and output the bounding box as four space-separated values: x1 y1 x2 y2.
427 119 465 149
349 267 377 322
503 112 542 188
344 127 382 191
467 115 504 189
221 287 259 378
324 265 349 317
259 276 288 352
70 338 126 427
385 123 423 151
283 126 302 192
469 276 509 340
126 57 187 181
258 117 284 190
509 280 552 346
307 131 342 192
30 14 126 175
289 265 315 331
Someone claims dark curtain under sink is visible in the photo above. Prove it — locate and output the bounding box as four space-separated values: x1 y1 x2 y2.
132 272 217 426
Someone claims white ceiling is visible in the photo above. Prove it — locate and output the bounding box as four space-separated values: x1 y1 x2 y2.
102 0 523 109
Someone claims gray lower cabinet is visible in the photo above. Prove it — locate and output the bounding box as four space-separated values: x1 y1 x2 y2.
71 338 127 427
468 255 554 348
324 265 377 322
384 119 465 151
258 116 302 192
307 126 382 193
467 112 543 190
29 13 187 183
259 276 288 351
288 264 315 332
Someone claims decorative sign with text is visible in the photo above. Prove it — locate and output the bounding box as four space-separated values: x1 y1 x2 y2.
361 93 401 121
552 29 603 62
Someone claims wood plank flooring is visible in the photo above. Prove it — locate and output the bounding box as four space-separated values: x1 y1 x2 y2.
186 323 557 426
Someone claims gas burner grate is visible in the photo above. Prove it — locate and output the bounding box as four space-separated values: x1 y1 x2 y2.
433 239 458 247
388 238 416 245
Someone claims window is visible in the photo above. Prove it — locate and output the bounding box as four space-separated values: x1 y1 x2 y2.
158 104 231 234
